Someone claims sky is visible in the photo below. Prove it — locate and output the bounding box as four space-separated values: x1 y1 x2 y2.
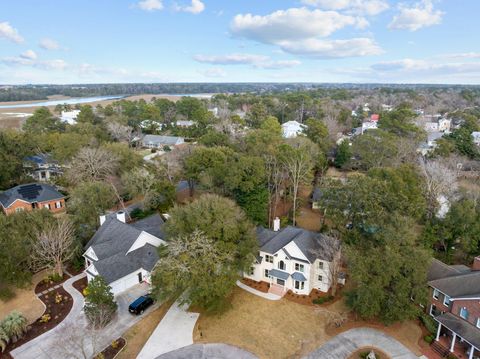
0 0 480 85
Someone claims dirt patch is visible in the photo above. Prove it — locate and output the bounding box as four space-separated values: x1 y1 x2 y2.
241 278 270 293
34 273 70 294
95 337 126 359
117 301 172 359
348 347 390 359
72 276 88 297
3 286 73 356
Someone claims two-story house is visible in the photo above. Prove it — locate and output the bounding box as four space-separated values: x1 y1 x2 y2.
24 153 63 182
244 221 343 296
0 183 66 216
83 211 166 296
427 258 480 359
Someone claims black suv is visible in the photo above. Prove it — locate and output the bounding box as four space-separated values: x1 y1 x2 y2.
128 295 154 315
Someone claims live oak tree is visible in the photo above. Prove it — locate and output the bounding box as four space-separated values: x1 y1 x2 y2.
152 194 257 312
23 107 64 134
84 276 117 328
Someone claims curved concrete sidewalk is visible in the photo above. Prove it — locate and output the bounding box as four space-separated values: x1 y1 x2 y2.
137 299 200 359
304 328 419 359
236 280 282 300
11 272 87 359
156 343 259 359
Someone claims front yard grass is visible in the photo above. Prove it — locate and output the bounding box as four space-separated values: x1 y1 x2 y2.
193 287 424 359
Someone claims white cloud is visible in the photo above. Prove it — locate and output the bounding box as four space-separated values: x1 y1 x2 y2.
301 0 389 16
389 0 444 31
193 53 301 69
440 52 480 60
279 38 383 58
174 0 205 14
138 0 163 11
0 22 24 43
230 7 380 58
20 50 37 60
39 38 60 50
199 68 227 78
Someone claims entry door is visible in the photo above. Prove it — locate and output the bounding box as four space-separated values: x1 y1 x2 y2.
276 278 285 286
138 272 143 283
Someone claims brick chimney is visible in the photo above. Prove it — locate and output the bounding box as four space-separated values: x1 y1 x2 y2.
472 257 480 271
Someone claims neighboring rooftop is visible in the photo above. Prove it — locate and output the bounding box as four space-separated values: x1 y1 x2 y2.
142 135 184 146
0 183 64 208
428 258 480 298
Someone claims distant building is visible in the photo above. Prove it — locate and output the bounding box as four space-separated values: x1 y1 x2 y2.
472 132 480 146
23 153 63 182
0 183 66 216
361 121 378 133
281 121 306 138
141 135 185 149
381 104 393 112
438 118 451 132
175 120 194 128
60 110 80 125
425 122 440 132
370 114 380 121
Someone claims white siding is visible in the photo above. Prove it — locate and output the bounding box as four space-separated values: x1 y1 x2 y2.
108 269 150 296
127 231 165 254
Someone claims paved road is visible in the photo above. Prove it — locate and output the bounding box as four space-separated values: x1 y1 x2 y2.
137 299 200 359
304 328 419 359
156 343 259 359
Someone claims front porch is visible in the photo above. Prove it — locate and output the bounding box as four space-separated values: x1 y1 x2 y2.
434 314 480 359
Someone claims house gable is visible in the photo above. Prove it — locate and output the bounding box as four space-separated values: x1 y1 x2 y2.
282 241 309 262
126 231 166 255
84 247 98 261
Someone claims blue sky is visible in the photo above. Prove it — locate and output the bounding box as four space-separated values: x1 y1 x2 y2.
0 0 479 84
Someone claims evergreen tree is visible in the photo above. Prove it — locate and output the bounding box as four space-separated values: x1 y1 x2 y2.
84 276 117 327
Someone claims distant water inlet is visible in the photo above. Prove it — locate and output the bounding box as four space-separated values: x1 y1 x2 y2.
0 95 125 109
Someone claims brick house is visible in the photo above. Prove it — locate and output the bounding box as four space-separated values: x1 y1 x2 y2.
427 258 480 359
0 183 66 216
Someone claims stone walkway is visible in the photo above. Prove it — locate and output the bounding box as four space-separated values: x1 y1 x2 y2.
137 299 200 359
304 328 420 359
236 280 282 300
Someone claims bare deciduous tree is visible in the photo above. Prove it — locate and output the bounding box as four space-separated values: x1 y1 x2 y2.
418 158 458 218
67 147 119 184
264 154 286 228
106 121 135 144
32 217 75 277
311 234 343 297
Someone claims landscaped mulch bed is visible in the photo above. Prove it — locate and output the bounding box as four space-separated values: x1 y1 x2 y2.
241 278 270 293
95 337 126 359
65 262 85 276
347 347 390 359
34 273 70 294
3 286 73 357
72 276 88 297
284 288 341 306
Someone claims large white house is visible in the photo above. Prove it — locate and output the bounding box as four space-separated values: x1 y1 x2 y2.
60 110 80 125
244 222 343 296
83 211 166 295
281 121 306 138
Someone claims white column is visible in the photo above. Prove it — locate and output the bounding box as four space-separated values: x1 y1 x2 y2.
468 345 474 359
449 332 457 353
436 322 442 341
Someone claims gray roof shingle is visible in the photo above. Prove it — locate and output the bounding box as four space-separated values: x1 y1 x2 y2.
428 271 480 298
268 269 289 280
142 135 184 146
435 313 480 349
291 272 307 281
0 183 64 208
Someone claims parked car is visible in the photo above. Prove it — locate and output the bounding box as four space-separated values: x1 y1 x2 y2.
128 295 154 315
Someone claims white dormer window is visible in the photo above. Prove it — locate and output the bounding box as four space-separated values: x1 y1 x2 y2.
432 288 440 300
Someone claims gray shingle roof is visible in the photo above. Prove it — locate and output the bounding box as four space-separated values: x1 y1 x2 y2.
0 183 64 208
428 271 480 298
427 258 465 281
257 226 339 263
142 135 184 146
84 214 164 284
268 269 289 280
435 313 480 349
291 272 307 281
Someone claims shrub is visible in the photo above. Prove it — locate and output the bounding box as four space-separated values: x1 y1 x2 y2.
420 313 437 334
1 311 28 341
55 293 63 304
39 314 51 323
0 287 15 302
83 287 89 296
312 295 334 305
0 326 8 352
95 353 105 359
111 339 118 349
424 335 434 344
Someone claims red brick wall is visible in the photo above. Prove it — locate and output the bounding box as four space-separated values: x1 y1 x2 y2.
2 198 66 216
451 299 480 326
472 257 480 271
429 287 451 313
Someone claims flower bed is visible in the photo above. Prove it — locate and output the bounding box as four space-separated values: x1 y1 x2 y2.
284 288 340 306
95 337 126 359
240 278 270 293
3 287 73 357
72 276 88 297
34 273 70 294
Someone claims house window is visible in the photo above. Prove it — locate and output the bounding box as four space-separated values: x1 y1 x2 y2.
318 275 323 282
459 307 469 320
265 255 273 263
476 318 480 329
249 267 255 276
295 263 305 272
55 201 62 209
44 203 51 209
278 260 285 270
443 295 450 307
432 289 440 300
294 281 305 290
264 269 269 278
319 261 324 270
15 207 24 213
